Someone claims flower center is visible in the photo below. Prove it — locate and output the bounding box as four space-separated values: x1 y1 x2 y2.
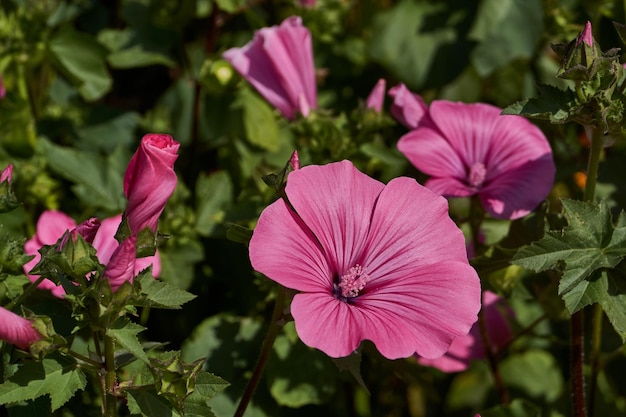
468 162 487 188
335 264 369 300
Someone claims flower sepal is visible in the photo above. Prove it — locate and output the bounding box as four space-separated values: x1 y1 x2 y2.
0 164 19 213
262 151 300 198
22 309 66 358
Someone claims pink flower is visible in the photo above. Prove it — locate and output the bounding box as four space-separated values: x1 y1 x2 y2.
298 0 316 7
397 98 555 219
388 83 428 129
365 79 386 113
24 211 161 297
223 16 317 120
0 76 5 100
249 160 481 359
1 164 12 185
124 134 179 234
0 307 42 350
418 291 513 372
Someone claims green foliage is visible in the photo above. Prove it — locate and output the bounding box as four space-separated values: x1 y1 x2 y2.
136 273 197 309
0 354 86 411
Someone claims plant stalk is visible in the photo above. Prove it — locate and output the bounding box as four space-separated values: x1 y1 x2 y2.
233 287 286 417
104 335 118 417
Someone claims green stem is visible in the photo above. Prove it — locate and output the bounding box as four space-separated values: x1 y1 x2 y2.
572 126 603 417
67 349 102 368
104 335 118 417
233 287 286 417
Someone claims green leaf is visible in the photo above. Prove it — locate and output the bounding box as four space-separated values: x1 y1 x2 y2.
214 0 247 13
502 84 578 123
0 355 86 411
137 274 196 309
500 350 563 402
39 139 126 212
106 319 149 363
512 200 626 314
159 240 204 290
195 171 233 237
127 388 180 417
239 88 280 151
469 0 543 76
48 29 113 101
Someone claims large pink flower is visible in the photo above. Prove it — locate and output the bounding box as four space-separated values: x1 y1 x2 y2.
395 92 555 219
223 16 317 120
249 160 481 359
0 307 42 350
124 133 179 234
24 211 161 297
418 291 513 372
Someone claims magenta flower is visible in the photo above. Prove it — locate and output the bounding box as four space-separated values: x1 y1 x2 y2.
578 21 593 47
0 307 42 350
103 236 137 291
124 134 179 234
223 16 317 120
418 291 513 372
249 160 481 359
365 79 386 113
388 83 428 129
396 97 555 219
0 75 5 100
1 164 12 185
24 211 161 297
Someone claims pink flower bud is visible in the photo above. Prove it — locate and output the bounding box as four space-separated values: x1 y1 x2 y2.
223 16 317 120
124 134 179 234
578 21 593 47
0 164 13 185
388 83 429 129
104 236 137 292
0 307 42 350
289 150 300 171
366 79 386 113
73 217 101 244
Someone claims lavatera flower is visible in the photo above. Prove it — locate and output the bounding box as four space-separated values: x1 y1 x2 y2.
249 160 481 359
393 87 555 220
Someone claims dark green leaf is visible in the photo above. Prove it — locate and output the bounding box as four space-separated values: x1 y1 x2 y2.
195 171 233 237
137 274 196 309
106 319 149 363
502 84 577 123
0 355 86 411
500 350 563 402
239 88 280 152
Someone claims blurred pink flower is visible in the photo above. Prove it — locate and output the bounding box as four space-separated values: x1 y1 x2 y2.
0 76 5 100
366 79 386 113
397 97 555 219
1 164 12 185
223 16 317 120
249 160 481 359
124 133 179 234
388 83 428 129
298 0 316 7
24 211 161 297
0 307 42 350
418 291 513 372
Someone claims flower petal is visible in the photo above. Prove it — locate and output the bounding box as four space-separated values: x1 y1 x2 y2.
35 210 76 244
0 307 42 350
397 127 466 180
249 198 332 292
479 154 555 219
361 177 468 281
284 160 384 274
388 83 429 129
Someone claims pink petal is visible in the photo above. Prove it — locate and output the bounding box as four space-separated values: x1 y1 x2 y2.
361 177 468 281
0 307 42 350
388 83 428 129
92 215 123 265
35 210 77 244
249 198 333 292
284 160 384 274
479 154 555 219
397 127 466 180
1 164 13 184
418 332 476 372
365 79 386 113
578 21 593 47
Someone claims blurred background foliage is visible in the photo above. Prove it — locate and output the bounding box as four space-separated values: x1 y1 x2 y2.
1 0 626 416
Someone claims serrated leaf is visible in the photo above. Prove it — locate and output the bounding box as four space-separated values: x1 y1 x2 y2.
0 355 86 411
137 274 196 309
512 199 626 314
502 84 577 123
195 171 232 237
106 319 149 363
127 388 181 417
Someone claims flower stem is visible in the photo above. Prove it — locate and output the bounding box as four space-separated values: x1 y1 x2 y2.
233 287 286 417
478 308 509 404
104 335 118 417
571 126 603 417
581 126 603 417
